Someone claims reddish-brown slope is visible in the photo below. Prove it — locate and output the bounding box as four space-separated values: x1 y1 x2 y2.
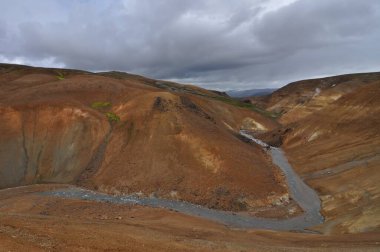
254 74 380 234
281 82 380 234
250 72 380 124
0 64 286 212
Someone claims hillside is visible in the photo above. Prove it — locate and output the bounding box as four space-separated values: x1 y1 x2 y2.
1 65 380 251
251 72 380 234
0 63 288 213
251 72 380 124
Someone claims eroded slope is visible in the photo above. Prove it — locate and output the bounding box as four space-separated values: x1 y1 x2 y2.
253 73 380 234
0 64 288 213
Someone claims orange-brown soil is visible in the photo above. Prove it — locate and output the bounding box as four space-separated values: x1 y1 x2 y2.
1 64 379 250
0 63 286 213
251 73 380 234
0 185 379 251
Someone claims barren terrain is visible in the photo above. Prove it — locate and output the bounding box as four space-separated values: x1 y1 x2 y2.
0 64 379 251
0 185 379 251
251 73 380 234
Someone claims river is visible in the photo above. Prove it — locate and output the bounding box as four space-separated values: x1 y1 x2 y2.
41 131 324 231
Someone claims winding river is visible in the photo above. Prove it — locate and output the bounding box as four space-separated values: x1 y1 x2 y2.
42 131 324 231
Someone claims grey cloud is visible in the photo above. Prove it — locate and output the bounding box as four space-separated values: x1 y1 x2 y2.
255 0 380 50
0 0 379 89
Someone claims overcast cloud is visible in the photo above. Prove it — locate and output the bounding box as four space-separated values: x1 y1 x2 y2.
0 0 380 89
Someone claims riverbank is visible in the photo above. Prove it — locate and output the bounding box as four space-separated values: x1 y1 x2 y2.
1 184 378 252
38 131 324 231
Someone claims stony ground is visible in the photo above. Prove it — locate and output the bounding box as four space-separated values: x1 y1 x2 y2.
0 185 379 252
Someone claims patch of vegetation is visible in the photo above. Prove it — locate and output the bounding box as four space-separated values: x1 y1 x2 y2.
90 101 120 123
91 101 112 109
56 71 65 80
105 112 120 122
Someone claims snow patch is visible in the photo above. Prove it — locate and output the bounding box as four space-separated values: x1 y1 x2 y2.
329 94 342 101
240 131 269 148
72 108 90 118
313 88 321 98
223 121 234 130
308 131 322 142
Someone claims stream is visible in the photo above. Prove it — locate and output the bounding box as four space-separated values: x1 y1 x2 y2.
41 131 324 231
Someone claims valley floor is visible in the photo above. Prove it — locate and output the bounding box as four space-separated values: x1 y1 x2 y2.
0 185 379 251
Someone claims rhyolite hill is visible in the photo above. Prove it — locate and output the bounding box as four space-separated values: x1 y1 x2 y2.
1 63 379 234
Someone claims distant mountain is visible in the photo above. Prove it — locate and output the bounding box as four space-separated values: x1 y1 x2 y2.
226 88 277 98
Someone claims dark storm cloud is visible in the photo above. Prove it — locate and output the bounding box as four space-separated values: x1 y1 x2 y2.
0 0 380 89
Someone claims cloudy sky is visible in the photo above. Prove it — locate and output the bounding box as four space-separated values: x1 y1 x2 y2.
1 0 380 90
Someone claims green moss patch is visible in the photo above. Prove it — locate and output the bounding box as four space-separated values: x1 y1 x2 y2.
90 101 120 123
56 72 65 80
91 101 112 109
105 112 120 122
